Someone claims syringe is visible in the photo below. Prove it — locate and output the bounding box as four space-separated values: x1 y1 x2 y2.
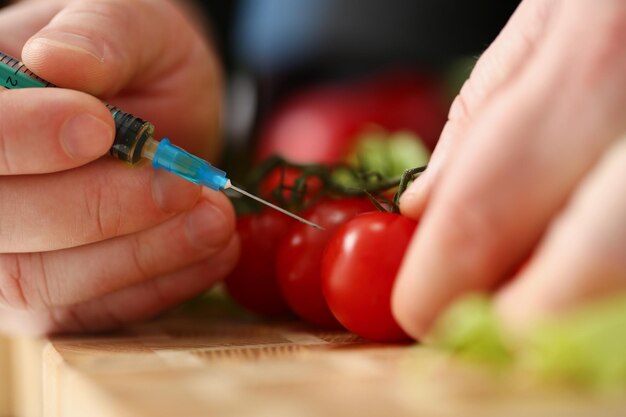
0 51 322 230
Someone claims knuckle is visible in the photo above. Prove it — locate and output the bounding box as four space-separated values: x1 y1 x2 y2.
48 306 89 334
569 224 626 279
449 0 559 126
148 279 171 311
601 10 626 69
196 236 240 285
436 194 512 282
448 85 472 124
0 254 53 310
217 236 241 277
452 30 532 126
65 0 134 37
54 0 143 89
598 5 626 53
83 176 123 240
128 234 152 284
574 5 626 87
98 301 126 331
0 255 28 309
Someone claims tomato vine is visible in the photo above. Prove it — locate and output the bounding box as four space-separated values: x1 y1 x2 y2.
235 155 427 214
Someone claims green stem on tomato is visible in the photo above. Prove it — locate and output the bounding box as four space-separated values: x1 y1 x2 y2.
245 155 427 212
393 166 427 207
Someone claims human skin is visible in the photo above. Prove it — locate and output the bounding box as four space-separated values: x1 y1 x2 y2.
393 0 626 339
0 0 238 334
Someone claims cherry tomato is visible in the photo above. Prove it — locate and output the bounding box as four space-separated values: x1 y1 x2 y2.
276 198 375 328
224 209 294 317
259 166 322 205
256 70 447 164
322 212 417 342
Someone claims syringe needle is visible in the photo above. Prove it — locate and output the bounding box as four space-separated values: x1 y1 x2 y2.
141 138 323 230
226 182 325 230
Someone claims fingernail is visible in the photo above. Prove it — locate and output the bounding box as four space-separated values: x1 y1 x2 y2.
185 200 231 250
61 113 113 160
29 31 104 61
151 170 201 213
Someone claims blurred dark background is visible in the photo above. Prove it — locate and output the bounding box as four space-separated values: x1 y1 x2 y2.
0 0 521 162
197 0 520 159
205 0 519 73
203 0 519 88
0 0 520 114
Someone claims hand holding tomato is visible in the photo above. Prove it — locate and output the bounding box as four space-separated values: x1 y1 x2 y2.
394 0 626 339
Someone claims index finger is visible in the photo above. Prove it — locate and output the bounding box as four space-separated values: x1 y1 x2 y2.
392 0 626 340
399 0 559 218
21 0 198 95
20 0 222 159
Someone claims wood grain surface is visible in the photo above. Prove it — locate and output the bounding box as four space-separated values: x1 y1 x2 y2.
11 337 46 417
39 301 626 417
0 337 10 417
1 296 625 417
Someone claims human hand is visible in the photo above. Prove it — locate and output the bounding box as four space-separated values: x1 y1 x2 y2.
393 0 626 339
0 0 237 334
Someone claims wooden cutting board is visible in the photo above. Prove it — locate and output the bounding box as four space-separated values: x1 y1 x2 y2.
0 337 10 417
4 296 626 417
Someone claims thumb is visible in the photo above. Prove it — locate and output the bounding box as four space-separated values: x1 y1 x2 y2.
20 0 197 97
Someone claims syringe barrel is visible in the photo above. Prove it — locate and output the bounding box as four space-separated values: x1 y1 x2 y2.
107 104 155 164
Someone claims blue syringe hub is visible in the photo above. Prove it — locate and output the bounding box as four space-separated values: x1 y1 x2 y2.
143 138 322 229
151 138 229 190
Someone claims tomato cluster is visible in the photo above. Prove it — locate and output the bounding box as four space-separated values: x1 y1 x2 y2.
276 197 374 329
224 184 418 342
224 69 442 342
223 209 293 317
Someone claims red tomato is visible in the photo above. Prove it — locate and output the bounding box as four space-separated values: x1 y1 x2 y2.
259 166 323 204
256 70 447 164
322 212 417 342
276 198 375 328
224 209 294 317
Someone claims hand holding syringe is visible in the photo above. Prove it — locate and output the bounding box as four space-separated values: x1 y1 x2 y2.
0 50 321 230
0 0 251 335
